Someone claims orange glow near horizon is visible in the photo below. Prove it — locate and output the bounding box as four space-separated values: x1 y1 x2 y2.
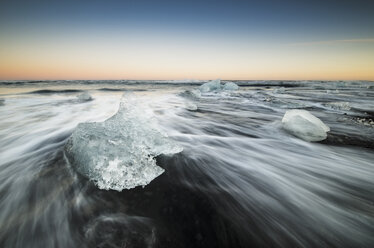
1 35 374 81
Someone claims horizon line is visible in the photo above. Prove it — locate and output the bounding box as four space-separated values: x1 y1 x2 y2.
0 78 373 82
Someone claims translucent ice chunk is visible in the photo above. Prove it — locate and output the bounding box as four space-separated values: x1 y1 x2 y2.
223 82 239 91
65 94 183 191
282 110 330 142
185 102 198 111
273 87 285 94
179 89 201 98
199 79 222 92
77 92 93 101
199 80 238 93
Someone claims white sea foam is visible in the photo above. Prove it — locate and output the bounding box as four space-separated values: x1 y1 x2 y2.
0 81 373 247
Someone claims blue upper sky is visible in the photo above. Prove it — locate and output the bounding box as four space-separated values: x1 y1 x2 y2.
2 0 373 38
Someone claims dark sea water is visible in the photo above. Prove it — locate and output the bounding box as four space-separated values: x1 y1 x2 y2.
0 80 374 248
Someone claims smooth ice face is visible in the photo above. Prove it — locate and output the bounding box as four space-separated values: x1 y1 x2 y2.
223 82 239 91
199 79 222 92
282 110 330 142
64 94 183 191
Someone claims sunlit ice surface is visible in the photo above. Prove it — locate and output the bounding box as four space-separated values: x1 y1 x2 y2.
0 80 373 248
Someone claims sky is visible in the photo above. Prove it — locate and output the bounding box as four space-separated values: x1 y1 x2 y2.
0 0 373 80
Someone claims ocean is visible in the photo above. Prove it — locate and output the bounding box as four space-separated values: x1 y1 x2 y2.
0 80 373 248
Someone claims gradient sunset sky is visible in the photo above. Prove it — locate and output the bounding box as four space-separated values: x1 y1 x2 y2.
0 0 373 80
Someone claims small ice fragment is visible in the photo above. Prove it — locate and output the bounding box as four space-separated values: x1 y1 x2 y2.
180 89 201 98
199 79 222 93
273 87 285 94
185 102 198 111
223 82 239 91
325 102 351 111
77 92 93 101
282 110 330 142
